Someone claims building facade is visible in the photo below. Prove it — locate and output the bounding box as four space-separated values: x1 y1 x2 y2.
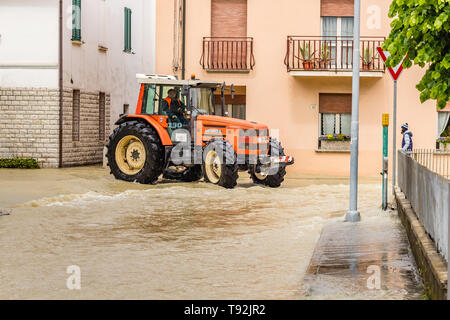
0 0 156 167
155 0 443 176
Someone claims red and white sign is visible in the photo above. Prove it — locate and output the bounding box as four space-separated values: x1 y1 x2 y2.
377 47 406 81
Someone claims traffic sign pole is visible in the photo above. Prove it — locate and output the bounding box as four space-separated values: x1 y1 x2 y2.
376 47 406 197
392 79 397 195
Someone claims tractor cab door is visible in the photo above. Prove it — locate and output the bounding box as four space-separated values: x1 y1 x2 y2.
141 84 191 139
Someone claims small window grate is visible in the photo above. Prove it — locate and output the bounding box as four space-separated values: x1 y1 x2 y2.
72 90 80 142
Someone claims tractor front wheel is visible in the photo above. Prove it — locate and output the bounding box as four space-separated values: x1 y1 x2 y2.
250 139 287 188
106 121 164 184
203 140 238 189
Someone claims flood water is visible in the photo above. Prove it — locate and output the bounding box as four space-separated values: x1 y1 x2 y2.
0 167 423 299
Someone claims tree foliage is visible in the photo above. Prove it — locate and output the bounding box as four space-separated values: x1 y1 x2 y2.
383 0 450 109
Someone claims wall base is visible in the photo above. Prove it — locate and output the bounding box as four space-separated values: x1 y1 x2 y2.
395 186 448 300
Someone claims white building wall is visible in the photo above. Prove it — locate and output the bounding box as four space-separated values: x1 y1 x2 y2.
0 0 59 88
62 0 156 130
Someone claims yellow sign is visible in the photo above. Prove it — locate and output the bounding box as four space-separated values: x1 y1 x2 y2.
382 113 389 127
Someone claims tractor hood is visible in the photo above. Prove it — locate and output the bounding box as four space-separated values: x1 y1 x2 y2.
197 115 269 130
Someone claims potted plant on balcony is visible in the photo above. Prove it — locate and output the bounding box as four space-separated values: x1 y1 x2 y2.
296 43 315 70
318 43 330 69
361 47 373 70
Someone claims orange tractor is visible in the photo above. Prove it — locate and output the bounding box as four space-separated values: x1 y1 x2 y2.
106 74 293 188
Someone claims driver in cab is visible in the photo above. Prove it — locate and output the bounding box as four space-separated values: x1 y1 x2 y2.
161 89 187 125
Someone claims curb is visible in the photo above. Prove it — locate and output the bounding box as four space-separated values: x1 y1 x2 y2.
394 186 448 300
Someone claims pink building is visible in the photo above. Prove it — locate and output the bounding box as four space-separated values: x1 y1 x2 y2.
155 0 444 176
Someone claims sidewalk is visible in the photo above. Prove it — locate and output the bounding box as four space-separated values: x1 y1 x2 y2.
303 218 424 299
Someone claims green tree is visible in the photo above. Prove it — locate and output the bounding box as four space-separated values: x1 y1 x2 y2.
383 0 450 109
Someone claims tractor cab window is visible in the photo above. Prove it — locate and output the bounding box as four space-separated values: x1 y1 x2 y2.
190 88 215 115
141 84 160 115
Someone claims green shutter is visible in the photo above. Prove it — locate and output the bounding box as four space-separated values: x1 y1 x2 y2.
128 9 132 51
124 8 132 51
72 0 81 41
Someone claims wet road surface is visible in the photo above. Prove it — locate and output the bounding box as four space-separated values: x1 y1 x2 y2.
0 167 423 299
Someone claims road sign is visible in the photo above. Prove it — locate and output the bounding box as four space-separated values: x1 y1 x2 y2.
376 47 406 81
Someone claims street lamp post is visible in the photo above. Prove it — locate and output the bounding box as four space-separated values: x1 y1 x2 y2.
346 0 361 222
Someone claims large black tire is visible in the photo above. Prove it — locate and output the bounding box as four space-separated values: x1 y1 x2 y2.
250 139 287 188
163 165 203 182
106 121 164 184
203 140 239 189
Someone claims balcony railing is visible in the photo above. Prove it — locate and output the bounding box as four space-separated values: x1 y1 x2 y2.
284 36 385 72
200 37 255 72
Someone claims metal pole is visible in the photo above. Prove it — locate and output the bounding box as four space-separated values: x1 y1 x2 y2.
346 0 361 222
382 114 389 211
392 80 398 194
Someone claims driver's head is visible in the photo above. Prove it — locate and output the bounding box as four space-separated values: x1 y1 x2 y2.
167 89 178 99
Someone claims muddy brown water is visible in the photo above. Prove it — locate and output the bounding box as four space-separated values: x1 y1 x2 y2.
0 167 423 299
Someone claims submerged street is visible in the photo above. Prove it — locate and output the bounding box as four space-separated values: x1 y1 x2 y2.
0 167 423 299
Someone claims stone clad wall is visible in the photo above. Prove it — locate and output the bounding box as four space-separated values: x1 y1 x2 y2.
0 87 111 168
61 88 111 167
0 87 60 168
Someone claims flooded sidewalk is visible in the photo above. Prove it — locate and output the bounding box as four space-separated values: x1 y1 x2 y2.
304 220 423 299
0 166 423 299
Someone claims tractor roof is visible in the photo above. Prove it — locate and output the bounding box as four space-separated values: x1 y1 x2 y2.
136 74 222 88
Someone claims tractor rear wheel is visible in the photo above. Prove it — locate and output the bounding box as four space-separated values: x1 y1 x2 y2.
250 139 287 188
203 140 238 189
106 121 164 184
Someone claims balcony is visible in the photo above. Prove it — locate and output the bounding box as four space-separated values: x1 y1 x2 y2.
200 37 255 72
284 36 386 77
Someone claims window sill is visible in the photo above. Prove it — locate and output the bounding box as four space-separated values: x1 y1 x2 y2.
71 40 83 46
315 149 350 153
206 69 251 74
317 140 351 153
98 45 108 52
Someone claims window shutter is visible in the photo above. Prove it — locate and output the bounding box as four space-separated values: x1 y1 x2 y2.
124 8 132 51
72 0 81 41
211 0 247 37
319 93 352 114
321 0 354 17
128 9 132 50
124 8 128 50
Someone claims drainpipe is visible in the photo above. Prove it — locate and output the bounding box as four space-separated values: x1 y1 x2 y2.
181 0 186 80
58 0 63 168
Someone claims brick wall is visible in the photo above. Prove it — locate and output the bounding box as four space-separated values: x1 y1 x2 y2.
61 88 110 167
0 88 60 168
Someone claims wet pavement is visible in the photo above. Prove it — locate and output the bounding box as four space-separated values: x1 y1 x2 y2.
0 166 424 299
304 220 423 299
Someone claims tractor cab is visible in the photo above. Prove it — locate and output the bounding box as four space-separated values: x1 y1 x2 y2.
136 74 224 137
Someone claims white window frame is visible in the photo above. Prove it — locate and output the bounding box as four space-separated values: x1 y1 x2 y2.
321 17 354 68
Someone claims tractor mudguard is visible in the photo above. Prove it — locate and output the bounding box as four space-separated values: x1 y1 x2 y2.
115 114 173 146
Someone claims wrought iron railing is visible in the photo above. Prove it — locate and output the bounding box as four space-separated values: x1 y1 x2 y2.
200 37 255 71
284 36 385 72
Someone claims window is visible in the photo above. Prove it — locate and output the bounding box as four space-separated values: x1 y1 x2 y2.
99 93 106 141
124 7 132 52
322 16 354 68
72 90 80 142
318 94 352 147
123 104 130 115
321 113 351 136
72 0 82 41
213 86 246 119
